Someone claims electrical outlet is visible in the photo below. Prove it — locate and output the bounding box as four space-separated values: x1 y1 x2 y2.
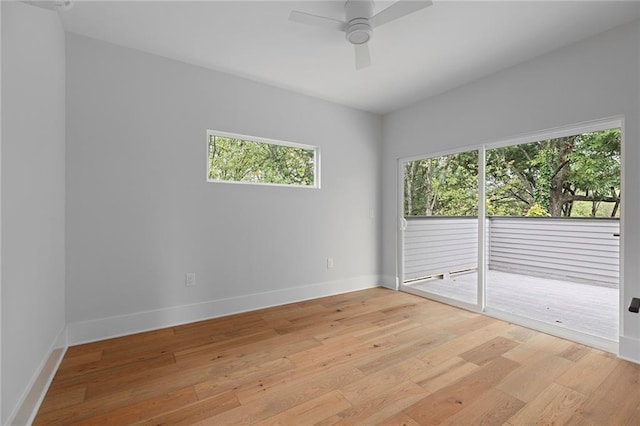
185 272 196 287
327 258 334 269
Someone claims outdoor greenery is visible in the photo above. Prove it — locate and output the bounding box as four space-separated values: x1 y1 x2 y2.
404 128 621 217
404 151 479 216
208 135 316 186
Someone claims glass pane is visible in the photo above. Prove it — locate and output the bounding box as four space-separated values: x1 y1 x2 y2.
404 151 478 217
402 150 479 305
208 135 316 187
485 129 620 340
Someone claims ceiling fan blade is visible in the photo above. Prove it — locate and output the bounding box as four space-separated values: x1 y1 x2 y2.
23 0 73 11
289 10 347 32
354 43 371 70
370 0 433 28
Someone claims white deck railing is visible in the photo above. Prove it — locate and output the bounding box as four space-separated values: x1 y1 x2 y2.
404 217 478 282
404 216 620 287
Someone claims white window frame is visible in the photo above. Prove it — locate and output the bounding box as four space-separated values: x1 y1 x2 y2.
206 130 321 189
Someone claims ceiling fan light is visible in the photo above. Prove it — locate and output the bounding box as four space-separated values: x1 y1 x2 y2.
346 20 372 45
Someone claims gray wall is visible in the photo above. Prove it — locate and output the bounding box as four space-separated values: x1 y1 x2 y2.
1 3 66 423
383 21 639 355
65 34 382 341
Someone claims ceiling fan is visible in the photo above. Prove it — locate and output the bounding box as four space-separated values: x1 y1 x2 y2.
289 0 433 70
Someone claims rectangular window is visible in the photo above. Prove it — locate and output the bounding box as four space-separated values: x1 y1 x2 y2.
207 131 319 188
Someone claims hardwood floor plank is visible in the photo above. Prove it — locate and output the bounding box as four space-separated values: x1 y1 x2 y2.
569 361 640 425
65 328 175 356
233 363 365 406
34 386 86 415
322 381 428 425
254 390 352 426
505 325 539 343
418 320 517 367
172 329 280 359
555 350 618 395
497 354 573 402
416 356 480 393
189 317 269 338
458 336 520 366
442 313 495 335
352 317 418 339
174 329 319 366
138 389 239 426
204 365 365 424
35 380 180 425
284 335 366 370
275 317 358 338
354 329 457 375
312 320 382 343
100 333 213 359
378 412 422 426
439 388 525 426
508 382 586 425
33 288 640 425
50 352 177 396
558 342 591 362
403 356 521 425
81 353 179 400
193 356 294 400
56 349 179 382
68 387 198 425
340 357 433 405
502 332 574 365
93 342 299 403
56 351 103 371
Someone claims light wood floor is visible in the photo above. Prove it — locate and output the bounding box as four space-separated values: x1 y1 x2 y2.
35 288 640 425
407 270 619 340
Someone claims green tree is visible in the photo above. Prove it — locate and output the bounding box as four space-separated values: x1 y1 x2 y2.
486 129 620 217
405 128 621 218
566 129 621 216
404 151 478 216
486 143 540 215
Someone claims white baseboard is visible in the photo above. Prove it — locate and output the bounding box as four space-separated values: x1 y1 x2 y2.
7 326 67 426
67 276 383 345
619 335 640 364
380 275 398 290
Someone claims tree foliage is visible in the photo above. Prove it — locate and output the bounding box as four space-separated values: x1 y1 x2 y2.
404 128 621 218
208 136 315 186
404 151 478 216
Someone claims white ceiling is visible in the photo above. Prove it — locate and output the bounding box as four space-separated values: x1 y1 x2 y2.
59 1 640 114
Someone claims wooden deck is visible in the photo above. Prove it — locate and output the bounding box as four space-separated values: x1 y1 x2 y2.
34 288 639 425
406 270 619 341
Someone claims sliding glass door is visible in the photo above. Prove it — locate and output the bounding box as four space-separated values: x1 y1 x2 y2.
398 120 621 349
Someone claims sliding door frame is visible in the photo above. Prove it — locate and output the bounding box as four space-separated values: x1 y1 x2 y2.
397 116 624 354
397 144 484 313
